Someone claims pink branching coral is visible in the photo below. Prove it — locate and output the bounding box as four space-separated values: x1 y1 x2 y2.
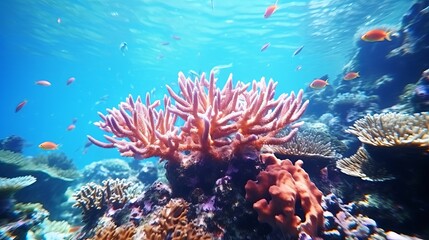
88 71 309 163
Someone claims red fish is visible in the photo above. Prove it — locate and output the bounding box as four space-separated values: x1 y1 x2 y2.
67 124 76 131
35 80 51 86
15 100 27 112
361 29 391 42
343 72 360 80
264 0 279 18
66 77 75 85
261 43 270 51
309 79 328 89
39 141 60 150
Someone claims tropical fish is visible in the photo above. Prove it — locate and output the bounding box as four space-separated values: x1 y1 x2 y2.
15 100 27 112
172 35 181 40
296 65 302 71
95 94 109 105
39 141 60 150
119 42 128 55
189 70 200 79
264 0 279 18
292 45 304 57
343 72 360 80
67 124 76 131
261 43 270 52
361 29 392 42
211 63 233 73
310 79 329 89
35 80 51 86
66 77 75 85
69 226 82 233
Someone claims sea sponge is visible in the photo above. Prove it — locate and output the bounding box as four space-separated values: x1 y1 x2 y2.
245 154 324 238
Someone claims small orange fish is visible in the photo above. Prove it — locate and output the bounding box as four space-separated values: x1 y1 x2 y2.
361 29 391 42
69 226 82 233
343 71 360 80
310 79 328 89
15 100 28 112
35 80 51 86
39 141 59 150
264 0 279 18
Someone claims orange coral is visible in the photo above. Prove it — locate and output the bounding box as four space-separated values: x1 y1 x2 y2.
245 154 324 237
90 221 136 240
142 198 211 240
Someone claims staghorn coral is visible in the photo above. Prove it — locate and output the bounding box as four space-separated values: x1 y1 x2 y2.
346 112 429 148
336 146 394 182
245 154 324 238
88 71 308 163
141 198 211 239
73 179 132 223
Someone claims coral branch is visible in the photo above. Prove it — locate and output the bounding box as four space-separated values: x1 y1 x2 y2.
89 71 309 163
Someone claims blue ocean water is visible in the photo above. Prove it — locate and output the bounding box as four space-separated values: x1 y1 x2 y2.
0 0 412 169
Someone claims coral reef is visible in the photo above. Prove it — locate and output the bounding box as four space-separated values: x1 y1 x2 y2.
346 112 429 148
245 154 324 238
82 158 133 184
89 220 136 240
262 127 338 166
0 135 25 153
3 203 50 239
88 71 308 163
0 150 79 181
0 176 36 219
73 178 132 224
336 111 429 237
0 150 78 220
32 152 77 172
141 198 211 239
